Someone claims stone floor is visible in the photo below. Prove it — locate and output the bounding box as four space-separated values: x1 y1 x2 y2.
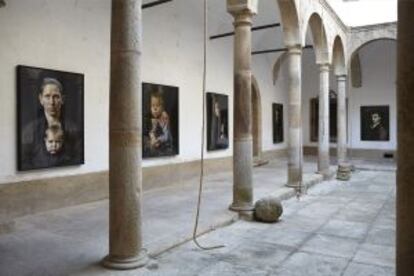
0 159 396 276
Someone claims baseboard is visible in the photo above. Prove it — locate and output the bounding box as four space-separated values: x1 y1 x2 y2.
303 146 397 160
0 148 287 223
262 148 288 160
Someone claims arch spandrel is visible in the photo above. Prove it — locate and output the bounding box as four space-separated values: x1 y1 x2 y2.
276 0 302 47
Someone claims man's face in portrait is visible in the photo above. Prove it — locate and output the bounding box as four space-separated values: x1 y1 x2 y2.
39 83 63 117
275 109 280 122
371 112 381 126
214 101 220 117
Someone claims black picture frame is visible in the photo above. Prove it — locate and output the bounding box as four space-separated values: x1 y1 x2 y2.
207 93 229 151
17 65 84 171
361 105 390 141
272 103 284 143
310 91 348 143
142 82 179 158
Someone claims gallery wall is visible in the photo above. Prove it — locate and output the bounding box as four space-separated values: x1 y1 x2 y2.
348 40 397 151
301 39 397 152
0 0 289 184
0 0 111 184
252 53 289 152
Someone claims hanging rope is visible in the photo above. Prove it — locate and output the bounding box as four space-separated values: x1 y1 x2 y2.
192 0 225 251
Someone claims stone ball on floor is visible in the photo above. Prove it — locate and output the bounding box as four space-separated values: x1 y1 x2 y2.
254 197 283 223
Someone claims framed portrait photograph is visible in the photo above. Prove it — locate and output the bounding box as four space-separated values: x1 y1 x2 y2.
17 65 84 171
361 105 390 141
272 103 284 144
142 83 179 158
310 91 342 143
207 93 229 151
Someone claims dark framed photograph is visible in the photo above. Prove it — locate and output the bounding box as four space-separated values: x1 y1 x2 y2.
207 93 229 151
272 103 284 143
142 83 179 158
310 91 342 143
361 105 389 141
17 65 84 171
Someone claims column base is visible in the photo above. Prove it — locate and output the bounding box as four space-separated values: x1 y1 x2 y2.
285 182 302 189
229 203 254 212
229 203 254 221
317 170 331 180
102 250 148 270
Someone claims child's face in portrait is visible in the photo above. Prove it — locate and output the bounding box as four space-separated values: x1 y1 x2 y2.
160 111 169 125
151 96 163 118
45 131 63 155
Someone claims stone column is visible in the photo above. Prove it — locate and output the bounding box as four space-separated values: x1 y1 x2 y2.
397 1 414 274
318 63 330 179
227 0 257 214
286 45 303 188
102 0 147 270
336 75 347 164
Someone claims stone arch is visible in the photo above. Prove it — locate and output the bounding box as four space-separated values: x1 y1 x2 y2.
277 0 301 46
303 12 329 64
332 35 346 76
350 38 397 62
347 23 397 65
251 75 263 161
272 52 288 84
350 38 397 88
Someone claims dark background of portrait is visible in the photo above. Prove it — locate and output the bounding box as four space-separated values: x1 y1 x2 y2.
17 65 84 171
310 90 344 143
272 103 284 143
142 82 179 158
361 105 390 141
207 92 229 151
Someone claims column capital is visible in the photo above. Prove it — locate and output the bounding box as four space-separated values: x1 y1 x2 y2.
287 44 302 55
336 75 347 82
233 12 254 27
318 63 330 72
227 0 258 17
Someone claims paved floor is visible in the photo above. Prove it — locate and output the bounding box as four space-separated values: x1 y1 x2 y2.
0 159 396 275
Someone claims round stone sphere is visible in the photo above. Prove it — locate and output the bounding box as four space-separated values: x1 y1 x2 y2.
254 197 283 223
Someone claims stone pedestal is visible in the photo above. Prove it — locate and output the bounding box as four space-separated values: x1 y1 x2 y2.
337 75 347 164
397 1 414 274
318 63 330 179
286 45 303 188
227 1 257 214
336 162 351 181
102 0 148 270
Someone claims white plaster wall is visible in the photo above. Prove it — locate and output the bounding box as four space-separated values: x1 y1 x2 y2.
0 0 111 183
0 0 287 183
302 40 397 151
253 53 289 152
302 49 320 147
142 0 288 166
348 40 397 150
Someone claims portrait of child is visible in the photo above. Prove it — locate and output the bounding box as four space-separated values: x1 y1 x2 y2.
142 83 179 158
